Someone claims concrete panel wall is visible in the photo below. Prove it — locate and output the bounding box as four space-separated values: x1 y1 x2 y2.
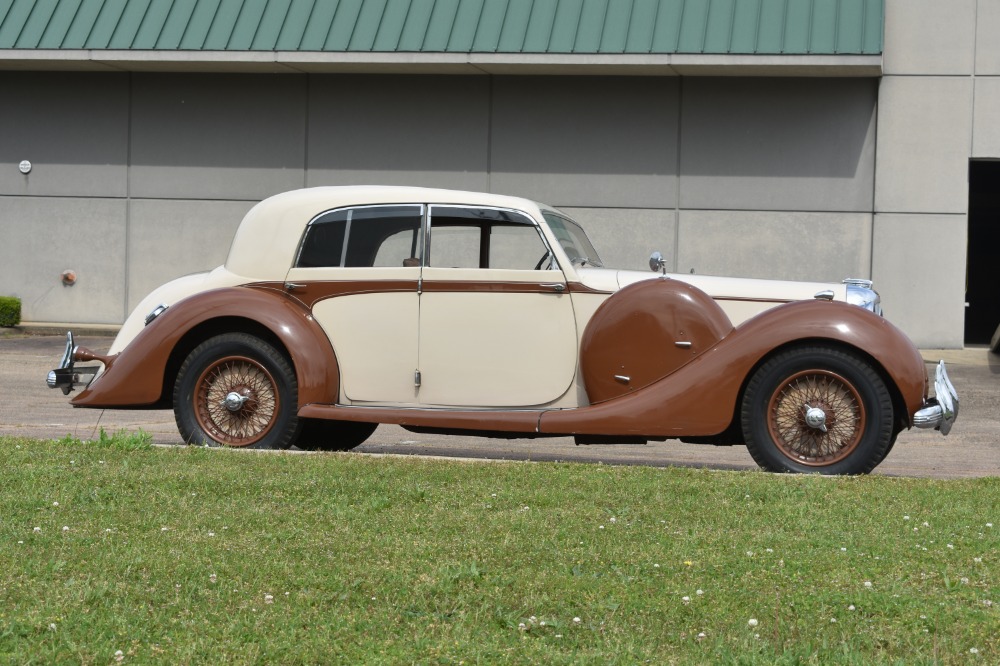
973 77 1000 157
875 76 974 215
490 77 678 208
126 199 255 312
0 196 127 324
872 214 968 347
883 0 976 75
976 0 1000 74
130 74 307 200
679 78 877 213
0 73 128 198
677 211 873 282
559 207 676 272
307 75 489 191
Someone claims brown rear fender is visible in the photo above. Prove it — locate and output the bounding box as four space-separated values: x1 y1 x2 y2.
540 299 927 437
70 287 339 409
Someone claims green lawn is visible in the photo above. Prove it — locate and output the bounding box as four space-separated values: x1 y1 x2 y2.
1 432 996 664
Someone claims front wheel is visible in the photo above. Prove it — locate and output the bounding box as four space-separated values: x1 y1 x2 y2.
173 333 300 449
741 346 893 475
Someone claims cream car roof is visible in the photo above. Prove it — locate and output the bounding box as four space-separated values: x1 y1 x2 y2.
225 186 550 279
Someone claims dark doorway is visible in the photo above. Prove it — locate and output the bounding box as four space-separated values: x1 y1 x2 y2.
966 160 1000 344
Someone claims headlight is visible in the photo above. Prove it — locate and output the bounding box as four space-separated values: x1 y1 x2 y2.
843 279 881 316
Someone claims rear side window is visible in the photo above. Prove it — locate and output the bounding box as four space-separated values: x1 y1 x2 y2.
296 205 423 268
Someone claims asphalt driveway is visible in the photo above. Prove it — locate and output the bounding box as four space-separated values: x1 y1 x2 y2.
2 333 997 479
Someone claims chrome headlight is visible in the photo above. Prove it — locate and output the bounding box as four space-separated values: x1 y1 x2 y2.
844 278 881 316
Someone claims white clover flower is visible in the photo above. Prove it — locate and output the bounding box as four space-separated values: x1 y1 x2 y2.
904 515 910 520
610 517 616 523
114 650 124 662
970 647 979 655
33 527 40 533
529 616 537 623
961 577 970 584
746 551 754 557
573 617 581 624
161 527 168 532
830 618 837 623
864 581 873 589
264 594 274 604
765 548 774 553
48 623 57 631
840 547 847 552
696 589 704 596
518 622 527 631
540 621 546 627
62 526 69 532
983 600 993 607
209 573 217 583
599 525 605 530
848 605 856 611
208 532 215 537
653 563 660 568
682 596 690 604
748 618 758 627
947 544 955 549
697 632 706 640
987 523 993 528
974 557 983 563
923 521 930 527
52 502 59 507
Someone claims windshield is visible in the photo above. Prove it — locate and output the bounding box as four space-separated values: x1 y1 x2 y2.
542 212 604 268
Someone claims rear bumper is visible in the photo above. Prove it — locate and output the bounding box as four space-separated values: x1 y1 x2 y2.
912 361 959 435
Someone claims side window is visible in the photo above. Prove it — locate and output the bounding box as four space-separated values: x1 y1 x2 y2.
428 207 550 270
296 205 422 268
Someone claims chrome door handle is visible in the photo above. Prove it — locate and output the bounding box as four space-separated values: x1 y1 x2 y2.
285 283 305 291
540 283 566 292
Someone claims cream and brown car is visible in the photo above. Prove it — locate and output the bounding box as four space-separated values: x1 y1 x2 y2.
48 186 957 474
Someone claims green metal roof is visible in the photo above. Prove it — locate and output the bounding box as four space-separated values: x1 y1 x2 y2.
0 0 882 55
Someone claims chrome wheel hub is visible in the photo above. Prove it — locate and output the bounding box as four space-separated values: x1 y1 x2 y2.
803 404 828 432
222 390 250 412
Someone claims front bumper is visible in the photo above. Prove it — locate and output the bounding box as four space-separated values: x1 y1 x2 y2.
912 361 959 435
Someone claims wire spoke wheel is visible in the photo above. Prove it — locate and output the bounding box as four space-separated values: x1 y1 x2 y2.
194 355 279 446
174 333 299 450
741 346 894 475
767 369 865 466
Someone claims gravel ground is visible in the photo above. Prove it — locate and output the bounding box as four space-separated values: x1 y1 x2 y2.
2 332 997 478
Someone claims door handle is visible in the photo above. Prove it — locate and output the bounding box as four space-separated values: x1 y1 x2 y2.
540 283 566 292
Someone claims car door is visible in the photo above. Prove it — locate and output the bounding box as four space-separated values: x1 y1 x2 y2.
284 204 423 405
416 205 578 408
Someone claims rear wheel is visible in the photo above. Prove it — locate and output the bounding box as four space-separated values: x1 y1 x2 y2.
294 419 377 452
174 333 299 449
741 346 893 475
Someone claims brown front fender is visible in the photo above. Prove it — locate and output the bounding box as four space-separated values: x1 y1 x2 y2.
540 299 928 437
71 287 339 409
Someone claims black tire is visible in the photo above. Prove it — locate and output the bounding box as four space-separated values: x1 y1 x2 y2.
741 346 893 475
294 419 377 452
173 333 300 450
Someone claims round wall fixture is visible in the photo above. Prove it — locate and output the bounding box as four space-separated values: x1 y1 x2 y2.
61 270 77 286
19 160 31 174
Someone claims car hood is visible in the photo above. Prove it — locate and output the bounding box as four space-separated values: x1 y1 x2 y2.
575 267 849 325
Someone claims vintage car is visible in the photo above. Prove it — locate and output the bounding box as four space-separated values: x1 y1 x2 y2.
47 186 958 474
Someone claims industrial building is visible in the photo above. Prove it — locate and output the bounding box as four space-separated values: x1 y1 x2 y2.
1 0 996 348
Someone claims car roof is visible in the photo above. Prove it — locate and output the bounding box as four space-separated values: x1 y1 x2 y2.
225 186 548 279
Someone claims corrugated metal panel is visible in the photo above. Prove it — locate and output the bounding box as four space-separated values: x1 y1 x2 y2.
0 0 883 53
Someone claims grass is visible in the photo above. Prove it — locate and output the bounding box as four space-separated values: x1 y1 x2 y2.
1 433 996 665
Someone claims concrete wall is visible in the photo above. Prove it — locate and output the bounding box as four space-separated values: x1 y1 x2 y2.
2 71 888 338
873 0 998 347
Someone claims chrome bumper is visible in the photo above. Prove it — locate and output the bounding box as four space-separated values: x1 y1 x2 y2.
913 361 959 435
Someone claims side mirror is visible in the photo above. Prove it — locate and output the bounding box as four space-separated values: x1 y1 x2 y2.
649 251 667 275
